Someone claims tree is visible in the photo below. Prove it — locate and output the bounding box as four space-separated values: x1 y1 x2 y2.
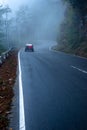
64 0 87 26
15 5 32 43
0 5 11 47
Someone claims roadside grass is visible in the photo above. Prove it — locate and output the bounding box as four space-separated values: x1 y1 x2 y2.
53 42 87 58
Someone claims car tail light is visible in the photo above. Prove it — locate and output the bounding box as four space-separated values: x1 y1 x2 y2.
28 46 32 49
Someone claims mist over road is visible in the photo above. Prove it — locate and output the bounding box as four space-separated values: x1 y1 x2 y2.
19 41 87 130
8 0 65 46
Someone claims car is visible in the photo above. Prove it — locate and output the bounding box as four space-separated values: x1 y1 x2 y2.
25 44 34 52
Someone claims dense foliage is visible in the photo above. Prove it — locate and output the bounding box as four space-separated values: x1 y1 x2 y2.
57 0 87 57
0 5 11 52
64 0 87 26
65 0 87 11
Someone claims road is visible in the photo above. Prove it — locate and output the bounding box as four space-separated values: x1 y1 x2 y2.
19 41 87 130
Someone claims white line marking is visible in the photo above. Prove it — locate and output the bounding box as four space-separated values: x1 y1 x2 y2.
71 66 87 74
18 52 26 130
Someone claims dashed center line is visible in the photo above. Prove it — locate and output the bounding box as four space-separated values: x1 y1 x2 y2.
71 66 87 74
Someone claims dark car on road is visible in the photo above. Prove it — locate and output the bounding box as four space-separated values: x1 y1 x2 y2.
25 44 34 52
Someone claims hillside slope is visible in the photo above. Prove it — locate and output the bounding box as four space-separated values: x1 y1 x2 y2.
56 1 87 58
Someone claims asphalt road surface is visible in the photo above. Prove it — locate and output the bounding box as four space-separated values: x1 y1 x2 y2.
19 41 87 130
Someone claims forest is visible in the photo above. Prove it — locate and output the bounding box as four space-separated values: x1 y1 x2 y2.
57 0 87 57
0 5 11 54
0 0 87 57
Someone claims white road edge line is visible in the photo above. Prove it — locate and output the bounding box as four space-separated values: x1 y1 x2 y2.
18 52 26 130
71 66 87 74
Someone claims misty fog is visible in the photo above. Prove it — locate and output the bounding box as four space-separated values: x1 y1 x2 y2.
27 0 65 40
3 0 66 46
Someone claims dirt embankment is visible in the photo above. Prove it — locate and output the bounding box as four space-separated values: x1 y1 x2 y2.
0 50 18 130
53 43 87 58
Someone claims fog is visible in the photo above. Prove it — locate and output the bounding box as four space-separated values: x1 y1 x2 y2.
2 0 66 46
27 0 65 41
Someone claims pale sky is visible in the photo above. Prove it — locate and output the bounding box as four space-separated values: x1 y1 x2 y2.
0 0 29 10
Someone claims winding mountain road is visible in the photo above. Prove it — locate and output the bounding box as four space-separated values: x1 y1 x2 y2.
19 41 87 130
